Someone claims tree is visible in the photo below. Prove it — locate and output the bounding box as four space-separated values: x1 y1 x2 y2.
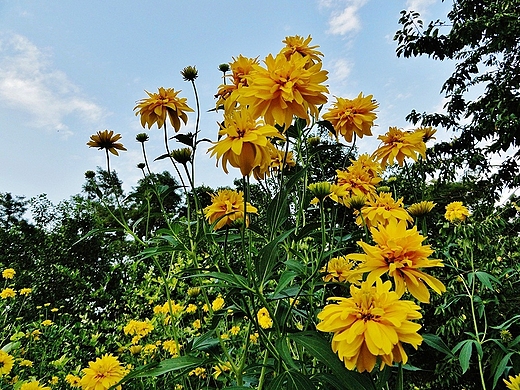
394 0 520 196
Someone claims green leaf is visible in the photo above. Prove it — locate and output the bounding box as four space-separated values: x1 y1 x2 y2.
267 370 317 390
109 356 204 389
422 333 455 358
268 285 301 300
256 228 294 285
1 341 20 353
289 332 376 390
275 338 300 371
493 352 514 389
474 271 500 290
267 168 307 231
272 270 298 297
185 271 250 290
191 330 220 351
458 340 473 374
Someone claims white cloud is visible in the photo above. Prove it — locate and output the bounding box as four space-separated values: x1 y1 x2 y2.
406 0 436 16
329 58 353 83
0 33 105 134
323 0 368 36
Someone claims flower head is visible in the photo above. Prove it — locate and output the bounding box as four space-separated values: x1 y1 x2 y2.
134 87 194 131
208 106 282 177
372 127 426 167
180 65 198 81
356 192 413 228
212 296 225 311
317 279 422 373
2 268 15 279
162 340 181 357
215 55 259 108
65 374 81 387
87 130 127 156
445 201 470 222
0 350 14 376
408 201 436 217
335 156 382 200
1 288 16 299
308 181 332 202
123 319 154 340
170 148 192 165
321 256 363 284
257 307 273 329
204 189 257 230
239 52 328 127
280 35 323 64
323 93 378 143
350 220 446 303
414 126 437 143
135 133 149 143
504 374 520 390
80 354 126 390
19 381 51 390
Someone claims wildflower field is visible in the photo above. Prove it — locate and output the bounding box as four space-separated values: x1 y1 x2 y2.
1 31 520 390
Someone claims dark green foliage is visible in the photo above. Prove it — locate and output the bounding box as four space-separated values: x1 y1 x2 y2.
394 0 520 193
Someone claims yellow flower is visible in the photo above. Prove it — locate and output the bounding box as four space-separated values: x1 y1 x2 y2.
208 105 282 177
408 201 436 217
80 354 126 390
41 319 53 326
212 296 225 311
162 300 184 316
162 340 181 357
213 361 232 379
239 52 329 127
20 359 33 367
230 325 241 336
504 374 520 390
215 55 259 108
414 126 437 143
308 181 332 202
143 344 157 355
316 279 423 373
445 201 470 222
19 288 32 295
372 127 426 167
203 189 258 230
87 130 127 156
351 220 446 303
336 165 381 200
323 93 378 143
0 350 14 376
123 319 154 339
250 332 259 344
19 380 51 390
2 268 15 279
356 192 413 228
321 256 363 284
268 144 296 172
49 376 59 385
189 367 207 379
65 374 81 387
0 288 16 299
134 87 194 131
51 308 59 312
186 304 198 314
280 35 323 64
192 319 201 330
129 345 142 355
257 307 273 329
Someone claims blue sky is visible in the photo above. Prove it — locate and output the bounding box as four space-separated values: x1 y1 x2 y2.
0 0 454 204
